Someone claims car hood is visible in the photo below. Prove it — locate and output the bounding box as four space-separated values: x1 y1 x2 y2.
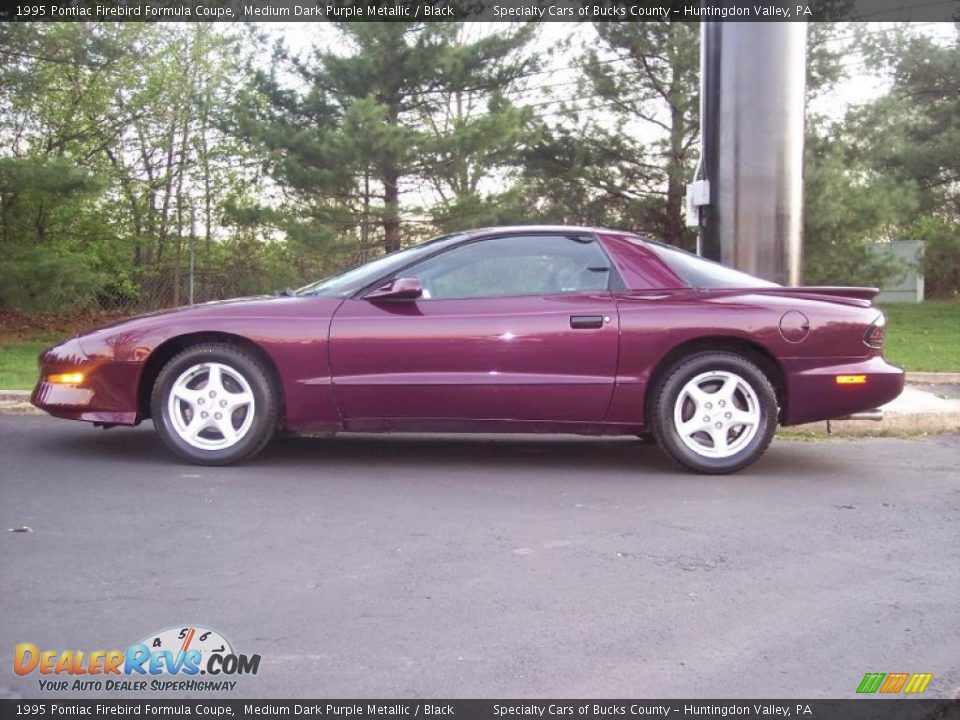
77 296 306 336
71 295 344 359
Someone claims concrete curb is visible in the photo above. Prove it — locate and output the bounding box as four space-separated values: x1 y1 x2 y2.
905 371 960 384
789 412 960 437
0 391 30 401
0 390 36 415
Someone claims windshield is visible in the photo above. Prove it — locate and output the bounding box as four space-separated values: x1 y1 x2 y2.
297 233 467 298
645 240 780 289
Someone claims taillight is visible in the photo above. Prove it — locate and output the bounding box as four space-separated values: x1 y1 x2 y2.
864 313 886 349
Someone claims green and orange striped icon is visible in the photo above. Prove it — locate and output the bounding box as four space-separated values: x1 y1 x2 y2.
857 672 933 694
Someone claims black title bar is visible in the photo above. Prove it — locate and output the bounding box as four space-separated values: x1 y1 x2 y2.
2 700 960 720
2 0 959 22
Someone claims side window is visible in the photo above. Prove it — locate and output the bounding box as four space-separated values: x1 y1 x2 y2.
404 235 613 300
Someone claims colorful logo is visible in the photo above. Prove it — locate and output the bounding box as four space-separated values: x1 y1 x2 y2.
857 672 933 694
14 625 260 692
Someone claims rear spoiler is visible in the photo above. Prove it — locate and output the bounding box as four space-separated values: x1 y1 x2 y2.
737 286 880 307
784 286 879 301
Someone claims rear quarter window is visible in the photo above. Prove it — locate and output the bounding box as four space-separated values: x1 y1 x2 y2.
645 241 780 289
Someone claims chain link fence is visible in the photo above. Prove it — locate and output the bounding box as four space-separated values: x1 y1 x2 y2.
94 248 334 313
104 267 260 312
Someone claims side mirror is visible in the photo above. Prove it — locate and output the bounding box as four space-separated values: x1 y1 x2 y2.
366 277 423 301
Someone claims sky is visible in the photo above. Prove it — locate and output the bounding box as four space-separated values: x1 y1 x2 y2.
262 20 957 118
254 21 956 208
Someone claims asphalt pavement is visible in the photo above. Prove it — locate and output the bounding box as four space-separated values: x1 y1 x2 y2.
1 415 958 699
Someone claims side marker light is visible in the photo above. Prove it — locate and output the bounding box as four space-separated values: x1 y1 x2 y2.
835 375 867 385
47 372 85 385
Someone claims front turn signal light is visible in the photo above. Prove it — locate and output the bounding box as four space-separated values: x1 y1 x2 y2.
835 375 867 385
47 372 85 385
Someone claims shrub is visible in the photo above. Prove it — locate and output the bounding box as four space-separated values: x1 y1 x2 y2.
911 217 960 299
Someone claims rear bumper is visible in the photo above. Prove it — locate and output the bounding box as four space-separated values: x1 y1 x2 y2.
781 356 905 426
30 338 141 425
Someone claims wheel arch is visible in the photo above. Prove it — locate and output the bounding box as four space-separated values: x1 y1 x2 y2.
644 336 787 425
137 331 285 423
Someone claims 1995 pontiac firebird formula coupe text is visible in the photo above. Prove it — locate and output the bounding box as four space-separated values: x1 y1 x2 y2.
32 226 904 474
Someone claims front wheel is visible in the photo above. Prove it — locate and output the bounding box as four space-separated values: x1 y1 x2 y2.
151 343 279 465
651 352 778 474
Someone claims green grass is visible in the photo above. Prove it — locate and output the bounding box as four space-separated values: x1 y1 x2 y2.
879 300 960 372
0 340 50 391
0 301 957 390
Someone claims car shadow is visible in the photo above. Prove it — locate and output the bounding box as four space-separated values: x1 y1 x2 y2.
261 432 674 474
46 423 670 473
44 422 849 479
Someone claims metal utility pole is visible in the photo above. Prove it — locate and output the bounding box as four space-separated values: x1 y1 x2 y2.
693 21 807 286
189 206 196 306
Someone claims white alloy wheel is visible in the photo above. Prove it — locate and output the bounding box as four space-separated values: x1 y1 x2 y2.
167 362 256 451
672 370 761 459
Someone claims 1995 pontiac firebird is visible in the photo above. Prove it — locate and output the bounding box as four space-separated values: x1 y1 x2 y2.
32 226 904 474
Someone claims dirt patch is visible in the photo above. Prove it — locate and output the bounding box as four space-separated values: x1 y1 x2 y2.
0 308 130 343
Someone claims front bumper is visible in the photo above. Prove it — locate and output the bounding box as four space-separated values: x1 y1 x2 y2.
781 355 905 426
30 338 141 425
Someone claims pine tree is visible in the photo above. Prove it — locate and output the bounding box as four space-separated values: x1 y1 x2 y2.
522 21 700 248
235 23 541 258
416 24 540 232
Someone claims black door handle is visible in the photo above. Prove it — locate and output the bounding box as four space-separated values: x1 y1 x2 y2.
570 315 604 329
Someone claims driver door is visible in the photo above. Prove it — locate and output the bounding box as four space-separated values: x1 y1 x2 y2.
328 234 621 424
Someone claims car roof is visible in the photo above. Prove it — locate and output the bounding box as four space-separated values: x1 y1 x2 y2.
463 225 634 238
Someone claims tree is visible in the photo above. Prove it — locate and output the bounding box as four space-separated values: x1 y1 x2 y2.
236 23 541 260
416 24 540 232
0 24 266 311
235 24 450 258
802 127 915 286
522 21 700 248
801 25 960 289
858 27 959 218
0 24 131 310
859 27 960 295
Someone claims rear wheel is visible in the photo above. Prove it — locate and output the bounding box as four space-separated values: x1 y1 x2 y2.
652 352 778 474
151 343 279 465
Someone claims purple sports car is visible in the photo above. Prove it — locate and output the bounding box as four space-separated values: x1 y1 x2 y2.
32 226 903 473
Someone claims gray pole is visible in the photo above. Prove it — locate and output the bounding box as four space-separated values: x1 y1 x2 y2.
189 206 196 306
699 21 807 286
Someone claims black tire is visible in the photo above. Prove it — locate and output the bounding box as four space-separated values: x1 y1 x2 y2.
151 343 280 465
651 352 778 474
